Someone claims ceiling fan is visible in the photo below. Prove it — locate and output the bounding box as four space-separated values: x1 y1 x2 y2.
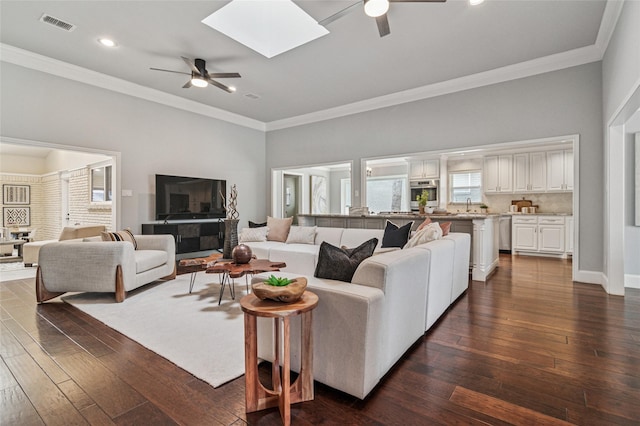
319 0 446 38
150 57 240 93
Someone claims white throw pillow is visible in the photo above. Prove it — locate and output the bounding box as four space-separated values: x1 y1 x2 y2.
239 227 269 243
286 226 317 244
403 222 443 248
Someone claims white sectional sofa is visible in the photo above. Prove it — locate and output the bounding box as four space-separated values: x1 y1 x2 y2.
35 234 176 303
246 226 470 399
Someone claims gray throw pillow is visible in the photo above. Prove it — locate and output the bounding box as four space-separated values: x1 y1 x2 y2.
314 238 378 282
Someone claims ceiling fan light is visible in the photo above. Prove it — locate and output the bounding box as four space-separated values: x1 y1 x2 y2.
469 0 485 5
364 0 389 18
191 77 208 88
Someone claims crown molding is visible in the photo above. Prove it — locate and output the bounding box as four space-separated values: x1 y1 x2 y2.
1 0 620 135
266 44 603 131
0 43 266 132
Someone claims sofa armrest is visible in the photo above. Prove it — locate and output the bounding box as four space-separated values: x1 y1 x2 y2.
38 242 137 293
134 234 176 253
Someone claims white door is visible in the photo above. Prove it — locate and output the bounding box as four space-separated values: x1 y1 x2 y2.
564 149 574 190
484 156 499 193
513 154 529 192
546 150 565 191
529 152 547 192
60 172 70 227
497 155 513 192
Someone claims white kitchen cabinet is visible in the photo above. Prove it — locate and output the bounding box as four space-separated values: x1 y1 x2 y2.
484 155 513 193
513 152 546 193
512 215 569 257
410 159 439 179
546 149 573 191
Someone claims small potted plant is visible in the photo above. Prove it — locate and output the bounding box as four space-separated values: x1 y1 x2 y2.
417 190 430 215
480 204 489 214
252 275 308 303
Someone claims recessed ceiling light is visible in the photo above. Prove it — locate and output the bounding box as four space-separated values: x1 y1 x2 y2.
98 38 117 47
229 86 237 92
202 0 329 59
469 0 485 5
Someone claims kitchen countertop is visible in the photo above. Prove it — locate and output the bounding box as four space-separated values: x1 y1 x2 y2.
298 213 500 220
499 212 573 216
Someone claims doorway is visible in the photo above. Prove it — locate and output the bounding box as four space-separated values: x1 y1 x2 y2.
283 174 301 224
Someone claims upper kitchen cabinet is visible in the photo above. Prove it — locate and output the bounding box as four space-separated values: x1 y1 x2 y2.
546 149 573 192
409 159 439 180
484 155 513 193
513 152 546 193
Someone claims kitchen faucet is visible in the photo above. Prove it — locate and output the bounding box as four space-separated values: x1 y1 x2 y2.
466 198 471 212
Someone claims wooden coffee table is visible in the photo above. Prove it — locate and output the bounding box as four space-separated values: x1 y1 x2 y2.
206 259 286 305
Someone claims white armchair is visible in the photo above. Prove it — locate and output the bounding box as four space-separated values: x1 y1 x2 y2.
36 234 176 303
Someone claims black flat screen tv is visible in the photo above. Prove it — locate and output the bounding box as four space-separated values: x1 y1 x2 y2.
155 174 226 220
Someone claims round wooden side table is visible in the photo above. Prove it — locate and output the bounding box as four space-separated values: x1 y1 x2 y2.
240 291 318 426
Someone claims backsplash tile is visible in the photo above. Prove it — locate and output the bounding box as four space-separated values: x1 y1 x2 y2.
482 193 573 214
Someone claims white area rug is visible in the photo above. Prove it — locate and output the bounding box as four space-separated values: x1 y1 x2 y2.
0 261 37 282
63 274 247 387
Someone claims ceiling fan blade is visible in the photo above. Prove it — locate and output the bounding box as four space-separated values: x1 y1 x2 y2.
318 1 361 27
182 80 192 89
376 14 390 37
181 56 200 75
389 0 446 2
150 67 190 76
206 78 234 93
206 72 241 79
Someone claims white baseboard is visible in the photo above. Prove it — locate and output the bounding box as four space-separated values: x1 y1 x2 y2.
625 274 640 289
574 269 605 286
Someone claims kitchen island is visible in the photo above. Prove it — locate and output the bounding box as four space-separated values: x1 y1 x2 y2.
298 213 499 281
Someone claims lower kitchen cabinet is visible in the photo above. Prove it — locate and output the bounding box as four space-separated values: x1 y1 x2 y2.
512 215 572 258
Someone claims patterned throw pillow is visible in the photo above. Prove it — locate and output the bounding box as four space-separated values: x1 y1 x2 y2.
101 228 137 249
239 227 269 243
381 220 414 248
314 238 378 282
286 226 317 244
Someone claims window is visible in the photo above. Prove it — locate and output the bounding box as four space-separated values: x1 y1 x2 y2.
341 178 351 215
91 165 112 202
366 176 409 213
450 171 482 203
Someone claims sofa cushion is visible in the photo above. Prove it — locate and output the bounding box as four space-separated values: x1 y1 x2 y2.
314 239 377 282
135 250 168 273
269 243 320 275
381 220 413 248
266 216 293 242
59 225 107 241
340 229 384 251
101 229 138 249
286 226 317 244
239 227 269 243
314 227 344 247
244 241 282 259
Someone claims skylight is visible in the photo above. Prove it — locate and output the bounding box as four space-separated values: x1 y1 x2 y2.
202 0 329 59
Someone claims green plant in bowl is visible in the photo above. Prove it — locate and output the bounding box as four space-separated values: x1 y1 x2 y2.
264 275 293 287
417 190 429 207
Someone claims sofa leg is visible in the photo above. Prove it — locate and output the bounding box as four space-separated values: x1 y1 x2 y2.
115 265 126 303
35 266 66 303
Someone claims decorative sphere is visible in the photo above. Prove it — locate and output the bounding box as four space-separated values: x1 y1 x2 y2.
232 244 253 264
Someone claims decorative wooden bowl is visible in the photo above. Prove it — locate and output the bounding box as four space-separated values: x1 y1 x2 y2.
252 277 308 303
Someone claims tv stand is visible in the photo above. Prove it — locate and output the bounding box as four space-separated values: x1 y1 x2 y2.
142 221 224 255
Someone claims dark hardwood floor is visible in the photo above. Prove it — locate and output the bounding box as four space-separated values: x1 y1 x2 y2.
1 254 639 425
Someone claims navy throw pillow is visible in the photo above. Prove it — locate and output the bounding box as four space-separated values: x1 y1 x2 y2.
314 238 378 282
381 220 414 248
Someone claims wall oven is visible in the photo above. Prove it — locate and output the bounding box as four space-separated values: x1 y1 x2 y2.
410 180 439 211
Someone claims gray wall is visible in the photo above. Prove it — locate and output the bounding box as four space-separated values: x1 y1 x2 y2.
266 63 604 272
0 62 266 232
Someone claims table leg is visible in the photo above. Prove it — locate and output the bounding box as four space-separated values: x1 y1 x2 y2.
244 315 281 413
290 311 314 404
188 272 197 293
280 316 291 426
218 272 229 305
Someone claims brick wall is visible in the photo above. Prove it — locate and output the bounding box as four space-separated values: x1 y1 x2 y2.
1 169 113 241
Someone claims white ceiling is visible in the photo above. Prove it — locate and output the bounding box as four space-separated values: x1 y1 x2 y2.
0 0 614 129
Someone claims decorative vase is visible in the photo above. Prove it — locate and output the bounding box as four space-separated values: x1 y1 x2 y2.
419 205 425 215
252 277 308 303
223 219 239 259
232 243 252 264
